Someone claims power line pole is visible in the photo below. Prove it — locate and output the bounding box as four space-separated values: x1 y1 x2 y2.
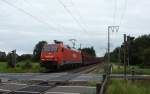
107 26 119 64
105 26 119 75
80 43 82 49
69 39 77 49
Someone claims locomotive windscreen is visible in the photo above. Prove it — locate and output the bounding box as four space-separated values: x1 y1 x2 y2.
43 45 57 52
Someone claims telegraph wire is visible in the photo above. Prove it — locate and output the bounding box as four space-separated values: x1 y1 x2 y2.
57 0 87 32
1 0 57 31
119 0 128 26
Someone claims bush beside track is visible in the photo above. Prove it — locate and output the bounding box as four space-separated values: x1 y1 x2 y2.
0 61 46 73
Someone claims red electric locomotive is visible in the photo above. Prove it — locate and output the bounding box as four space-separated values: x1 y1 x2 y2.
40 40 82 69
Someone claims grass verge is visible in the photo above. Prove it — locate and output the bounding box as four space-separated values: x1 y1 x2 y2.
0 61 46 73
112 64 150 75
106 80 150 94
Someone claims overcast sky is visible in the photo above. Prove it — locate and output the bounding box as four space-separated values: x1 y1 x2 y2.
0 0 150 56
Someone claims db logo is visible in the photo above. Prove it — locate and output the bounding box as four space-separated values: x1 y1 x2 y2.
73 54 77 58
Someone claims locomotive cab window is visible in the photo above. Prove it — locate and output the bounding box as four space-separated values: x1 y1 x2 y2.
43 45 58 52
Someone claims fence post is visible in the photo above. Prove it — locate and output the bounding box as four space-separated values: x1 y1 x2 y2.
96 83 101 94
131 67 135 82
103 74 106 82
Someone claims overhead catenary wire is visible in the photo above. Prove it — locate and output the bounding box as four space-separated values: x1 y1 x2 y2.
113 0 118 25
23 0 67 32
1 0 57 31
119 0 128 26
57 0 87 32
112 0 128 26
70 0 89 31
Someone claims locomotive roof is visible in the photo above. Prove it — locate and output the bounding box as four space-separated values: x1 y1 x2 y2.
45 44 80 52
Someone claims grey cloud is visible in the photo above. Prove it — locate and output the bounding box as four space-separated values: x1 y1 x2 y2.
0 0 150 56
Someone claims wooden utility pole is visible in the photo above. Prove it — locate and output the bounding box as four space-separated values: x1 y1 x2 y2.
107 27 110 64
118 48 121 64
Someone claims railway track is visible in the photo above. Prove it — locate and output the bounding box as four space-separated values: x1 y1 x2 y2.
0 63 103 94
67 63 103 74
45 61 104 74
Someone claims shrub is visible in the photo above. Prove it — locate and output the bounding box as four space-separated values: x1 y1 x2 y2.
21 60 32 69
16 64 20 67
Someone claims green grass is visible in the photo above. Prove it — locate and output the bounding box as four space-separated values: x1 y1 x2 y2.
94 68 104 74
0 61 46 73
112 64 150 75
106 80 150 94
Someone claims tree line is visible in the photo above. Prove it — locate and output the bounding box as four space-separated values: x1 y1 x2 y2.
0 40 96 62
81 46 96 56
108 34 150 67
33 41 96 61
